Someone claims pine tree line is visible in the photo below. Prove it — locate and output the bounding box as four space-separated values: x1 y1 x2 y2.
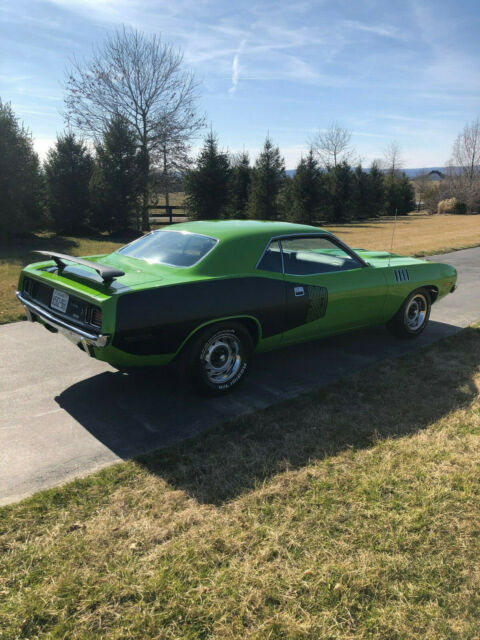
0 100 44 238
1 103 144 238
45 115 144 235
185 134 415 224
1 101 415 239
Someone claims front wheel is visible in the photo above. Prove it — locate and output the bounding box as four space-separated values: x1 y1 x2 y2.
386 288 431 339
187 322 253 394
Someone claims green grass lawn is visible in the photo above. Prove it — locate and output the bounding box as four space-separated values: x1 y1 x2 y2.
1 326 480 639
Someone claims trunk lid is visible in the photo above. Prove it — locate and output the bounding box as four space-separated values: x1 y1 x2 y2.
354 249 427 269
27 252 173 296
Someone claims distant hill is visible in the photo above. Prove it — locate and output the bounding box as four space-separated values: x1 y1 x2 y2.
401 167 446 178
285 166 454 178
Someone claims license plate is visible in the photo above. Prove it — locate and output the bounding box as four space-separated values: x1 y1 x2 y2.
51 289 69 313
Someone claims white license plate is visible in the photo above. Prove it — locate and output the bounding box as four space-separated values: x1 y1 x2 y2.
51 289 69 313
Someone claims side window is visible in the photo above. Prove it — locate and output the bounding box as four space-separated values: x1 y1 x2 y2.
257 241 283 273
280 236 362 275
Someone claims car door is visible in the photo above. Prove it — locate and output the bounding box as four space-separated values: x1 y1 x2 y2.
279 235 388 345
255 239 287 350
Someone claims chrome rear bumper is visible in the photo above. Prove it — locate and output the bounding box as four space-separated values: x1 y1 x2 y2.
16 291 110 349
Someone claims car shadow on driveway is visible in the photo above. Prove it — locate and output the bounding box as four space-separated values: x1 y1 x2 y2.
54 318 472 504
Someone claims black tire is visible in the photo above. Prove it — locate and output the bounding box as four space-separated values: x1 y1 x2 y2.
186 322 253 395
386 287 431 339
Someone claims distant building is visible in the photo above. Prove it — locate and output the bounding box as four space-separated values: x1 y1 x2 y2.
427 170 444 181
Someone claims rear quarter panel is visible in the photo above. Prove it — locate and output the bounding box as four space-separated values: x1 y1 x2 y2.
109 272 287 363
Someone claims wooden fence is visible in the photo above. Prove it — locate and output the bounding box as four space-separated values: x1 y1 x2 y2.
147 205 187 225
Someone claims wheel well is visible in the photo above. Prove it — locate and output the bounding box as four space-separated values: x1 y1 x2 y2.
175 316 261 359
425 285 439 303
234 317 261 347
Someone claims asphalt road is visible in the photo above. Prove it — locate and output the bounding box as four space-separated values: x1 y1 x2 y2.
1 246 480 506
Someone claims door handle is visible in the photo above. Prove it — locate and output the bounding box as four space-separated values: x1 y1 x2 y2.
294 286 305 297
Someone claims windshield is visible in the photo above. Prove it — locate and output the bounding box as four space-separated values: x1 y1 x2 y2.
118 230 218 267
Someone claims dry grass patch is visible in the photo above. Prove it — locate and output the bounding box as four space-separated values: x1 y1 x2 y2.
326 212 480 257
1 326 480 638
149 191 188 226
150 191 186 207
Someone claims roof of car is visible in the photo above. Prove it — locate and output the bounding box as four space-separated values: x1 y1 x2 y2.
168 219 329 242
156 220 334 276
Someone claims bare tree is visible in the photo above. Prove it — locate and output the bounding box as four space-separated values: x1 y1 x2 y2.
64 27 204 229
413 169 431 211
371 157 386 171
423 182 442 214
451 118 480 180
447 117 480 211
383 141 404 176
312 122 354 168
152 115 197 210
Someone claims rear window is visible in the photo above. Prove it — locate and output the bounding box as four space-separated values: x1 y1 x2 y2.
118 230 218 267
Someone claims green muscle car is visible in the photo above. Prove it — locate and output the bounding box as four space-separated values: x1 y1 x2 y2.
17 220 457 393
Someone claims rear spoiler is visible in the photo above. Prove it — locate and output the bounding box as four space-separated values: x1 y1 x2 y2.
33 251 125 282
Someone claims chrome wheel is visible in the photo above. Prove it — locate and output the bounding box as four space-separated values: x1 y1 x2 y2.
405 293 428 331
201 331 243 385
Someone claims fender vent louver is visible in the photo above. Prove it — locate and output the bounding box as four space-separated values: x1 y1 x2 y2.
394 268 410 283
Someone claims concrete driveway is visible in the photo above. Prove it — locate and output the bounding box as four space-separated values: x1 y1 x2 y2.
1 246 480 505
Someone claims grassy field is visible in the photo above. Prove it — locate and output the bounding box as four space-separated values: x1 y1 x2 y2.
149 191 188 225
327 212 480 257
1 213 480 325
150 191 186 207
1 325 480 638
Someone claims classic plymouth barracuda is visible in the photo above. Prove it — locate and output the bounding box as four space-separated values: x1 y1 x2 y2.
17 220 457 393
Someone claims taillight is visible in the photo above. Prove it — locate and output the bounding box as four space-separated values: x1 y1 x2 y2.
89 307 102 328
23 277 34 296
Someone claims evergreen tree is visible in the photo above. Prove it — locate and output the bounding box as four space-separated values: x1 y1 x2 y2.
397 174 416 215
0 100 44 238
247 136 285 220
45 133 93 233
185 132 231 220
383 172 415 216
289 149 322 224
383 173 399 217
368 161 386 217
325 161 354 222
278 175 294 221
229 151 251 218
90 115 142 232
351 165 370 219
352 163 385 220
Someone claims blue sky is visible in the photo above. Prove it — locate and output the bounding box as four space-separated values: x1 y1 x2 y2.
1 0 479 168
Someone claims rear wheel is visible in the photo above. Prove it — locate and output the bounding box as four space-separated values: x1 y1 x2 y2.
387 288 431 339
187 322 253 394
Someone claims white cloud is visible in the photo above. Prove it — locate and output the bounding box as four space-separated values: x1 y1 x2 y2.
228 55 240 97
0 74 32 84
44 0 130 23
408 0 480 95
342 19 403 40
12 105 58 117
228 38 247 97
